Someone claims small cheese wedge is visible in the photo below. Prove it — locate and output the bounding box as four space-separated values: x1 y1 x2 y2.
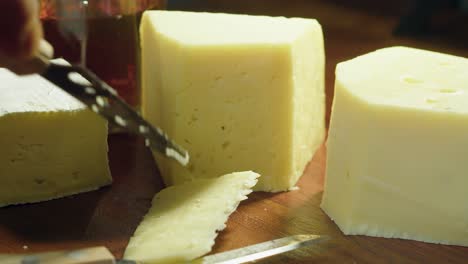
0 67 111 207
124 171 259 263
321 46 468 246
140 11 325 192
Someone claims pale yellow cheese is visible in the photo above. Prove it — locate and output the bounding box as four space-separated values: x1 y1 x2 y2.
0 67 111 207
321 46 468 247
124 171 259 263
140 11 325 192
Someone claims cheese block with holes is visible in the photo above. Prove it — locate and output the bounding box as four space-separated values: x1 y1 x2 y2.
140 11 325 192
0 66 111 207
321 46 468 246
124 171 259 263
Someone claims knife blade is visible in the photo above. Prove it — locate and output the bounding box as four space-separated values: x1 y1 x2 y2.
196 234 327 264
41 60 189 166
16 41 189 166
0 234 327 264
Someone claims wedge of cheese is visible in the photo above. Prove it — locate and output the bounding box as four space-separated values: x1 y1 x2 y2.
0 67 111 207
140 11 325 192
124 171 259 263
321 46 468 247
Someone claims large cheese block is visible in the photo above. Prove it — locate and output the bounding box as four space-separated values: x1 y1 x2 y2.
140 11 325 192
321 46 468 246
124 171 259 263
0 67 112 207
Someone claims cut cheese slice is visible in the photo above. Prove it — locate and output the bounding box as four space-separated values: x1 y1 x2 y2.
0 65 111 207
124 171 259 263
140 11 325 192
321 46 468 247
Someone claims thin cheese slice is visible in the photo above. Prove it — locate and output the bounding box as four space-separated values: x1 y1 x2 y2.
140 11 325 192
0 65 111 207
124 171 259 263
321 46 468 247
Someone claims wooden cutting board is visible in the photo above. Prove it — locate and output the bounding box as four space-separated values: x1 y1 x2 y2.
0 134 466 263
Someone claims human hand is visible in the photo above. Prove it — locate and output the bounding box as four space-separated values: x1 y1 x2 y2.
0 0 49 74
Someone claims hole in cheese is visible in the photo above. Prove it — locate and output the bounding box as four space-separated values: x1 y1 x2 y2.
439 61 451 66
401 75 423 84
439 88 459 94
221 141 230 149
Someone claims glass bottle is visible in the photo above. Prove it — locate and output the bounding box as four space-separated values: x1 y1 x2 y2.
40 0 166 109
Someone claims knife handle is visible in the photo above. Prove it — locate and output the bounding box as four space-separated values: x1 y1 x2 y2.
0 246 116 264
7 39 53 75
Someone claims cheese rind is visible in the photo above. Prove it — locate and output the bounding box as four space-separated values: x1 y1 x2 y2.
0 67 112 207
321 46 468 247
124 171 259 263
140 11 325 192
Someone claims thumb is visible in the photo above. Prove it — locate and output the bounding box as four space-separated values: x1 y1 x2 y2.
0 0 43 60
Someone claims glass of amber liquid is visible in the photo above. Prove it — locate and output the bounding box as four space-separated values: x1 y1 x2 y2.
40 0 166 109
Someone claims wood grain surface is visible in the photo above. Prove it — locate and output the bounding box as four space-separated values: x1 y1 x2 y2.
1 1 467 263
